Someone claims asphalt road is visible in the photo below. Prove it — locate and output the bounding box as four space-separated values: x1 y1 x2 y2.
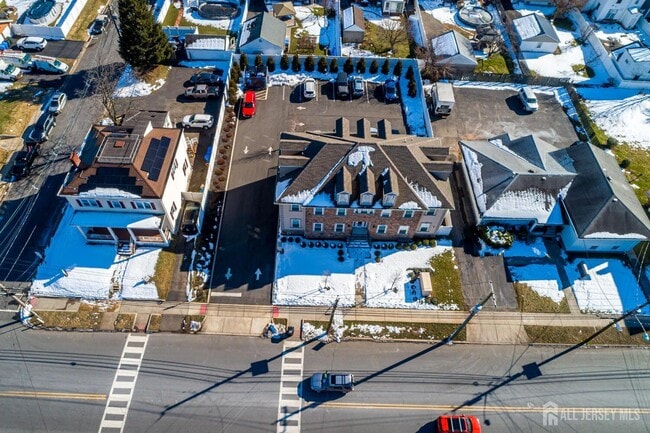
0 331 649 433
0 19 123 284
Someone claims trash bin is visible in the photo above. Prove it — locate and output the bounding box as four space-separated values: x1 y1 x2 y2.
286 326 294 338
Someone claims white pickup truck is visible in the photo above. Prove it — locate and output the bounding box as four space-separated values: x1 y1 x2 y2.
0 59 22 81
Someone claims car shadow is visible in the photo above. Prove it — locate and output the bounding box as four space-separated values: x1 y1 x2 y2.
416 420 437 433
297 378 348 402
505 95 531 115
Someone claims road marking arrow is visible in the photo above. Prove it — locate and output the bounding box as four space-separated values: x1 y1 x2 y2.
243 146 249 154
225 268 232 280
255 268 262 281
296 106 306 110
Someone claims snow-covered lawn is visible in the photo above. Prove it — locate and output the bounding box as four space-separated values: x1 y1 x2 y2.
480 237 549 258
360 5 402 29
566 259 650 315
31 207 160 300
295 6 327 39
113 65 168 98
509 264 564 303
274 241 456 309
420 0 473 30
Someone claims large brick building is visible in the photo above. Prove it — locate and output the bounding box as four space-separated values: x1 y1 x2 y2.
275 118 455 243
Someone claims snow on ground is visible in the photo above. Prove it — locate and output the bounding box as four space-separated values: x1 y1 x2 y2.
113 65 167 98
565 259 650 315
509 264 564 303
0 81 14 94
5 0 37 18
182 6 240 31
295 6 327 38
592 21 649 47
274 241 455 309
420 0 472 29
360 5 401 29
480 237 549 258
576 88 650 148
341 43 374 57
31 206 160 300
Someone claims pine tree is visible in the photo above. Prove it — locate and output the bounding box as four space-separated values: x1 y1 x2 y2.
231 62 241 82
405 65 414 80
393 60 403 77
369 59 379 74
356 58 366 74
255 54 263 67
266 57 276 73
305 55 315 72
318 57 328 73
381 59 390 75
408 78 417 97
280 53 289 70
343 58 354 74
240 53 249 70
292 54 301 72
329 58 338 73
118 0 172 71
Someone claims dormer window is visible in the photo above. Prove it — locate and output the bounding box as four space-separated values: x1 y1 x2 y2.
337 192 350 206
360 192 373 206
383 193 396 207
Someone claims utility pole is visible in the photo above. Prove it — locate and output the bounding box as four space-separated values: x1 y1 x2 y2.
326 296 340 342
0 284 44 325
446 288 494 345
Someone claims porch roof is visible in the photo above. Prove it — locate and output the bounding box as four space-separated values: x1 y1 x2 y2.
70 211 162 229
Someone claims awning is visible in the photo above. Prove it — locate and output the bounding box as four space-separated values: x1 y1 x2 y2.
70 211 162 230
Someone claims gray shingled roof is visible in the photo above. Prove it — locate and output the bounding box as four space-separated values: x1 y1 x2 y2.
239 12 286 49
513 13 560 43
563 142 650 238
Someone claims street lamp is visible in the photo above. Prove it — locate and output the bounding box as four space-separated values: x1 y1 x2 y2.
633 312 650 342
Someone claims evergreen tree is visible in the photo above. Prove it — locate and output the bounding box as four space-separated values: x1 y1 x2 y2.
118 0 172 71
305 55 315 72
292 54 301 72
408 78 417 97
369 59 379 74
240 53 249 70
329 58 338 73
356 58 366 74
393 60 403 77
343 58 354 74
318 57 328 73
255 54 263 67
405 65 414 80
280 53 289 70
266 57 276 72
381 59 390 75
231 62 241 82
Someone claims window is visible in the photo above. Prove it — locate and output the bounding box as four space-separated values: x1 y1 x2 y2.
334 223 345 233
376 225 387 234
336 208 346 216
314 208 324 216
397 226 409 235
170 202 177 219
182 159 189 175
133 201 155 210
171 159 178 180
107 200 124 209
77 199 101 208
426 209 436 216
290 204 301 212
383 195 396 207
313 223 323 232
353 209 375 215
589 245 598 250
536 42 543 49
380 209 392 217
418 223 431 233
291 218 301 229
403 210 414 218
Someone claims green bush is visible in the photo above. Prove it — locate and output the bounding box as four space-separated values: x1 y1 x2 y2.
292 54 301 72
305 55 315 72
280 54 289 70
240 53 248 70
620 159 631 169
410 244 417 250
393 60 402 77
381 59 390 75
329 58 338 73
405 65 414 80
408 78 416 97
344 57 354 73
607 136 619 148
318 56 328 73
370 59 379 74
255 54 263 67
357 58 366 73
266 57 275 72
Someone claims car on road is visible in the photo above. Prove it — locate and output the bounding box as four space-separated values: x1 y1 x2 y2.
384 78 398 103
310 372 354 393
351 76 364 98
16 36 47 51
11 146 38 179
518 86 538 112
190 72 222 86
181 113 214 130
303 77 316 99
28 112 56 143
90 15 108 35
436 414 481 433
181 202 200 236
47 91 67 114
241 90 256 118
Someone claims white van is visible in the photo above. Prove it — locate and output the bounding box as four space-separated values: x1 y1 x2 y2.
303 78 316 99
518 86 538 112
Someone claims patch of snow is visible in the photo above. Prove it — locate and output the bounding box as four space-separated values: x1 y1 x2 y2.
361 5 401 30
509 264 565 303
398 201 422 210
308 192 335 207
295 6 327 38
408 182 441 208
483 188 558 223
183 9 234 30
114 65 167 98
480 237 549 258
78 188 141 198
341 43 374 57
461 146 486 213
583 231 647 239
348 145 375 167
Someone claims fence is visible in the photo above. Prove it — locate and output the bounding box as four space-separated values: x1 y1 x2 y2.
409 0 426 48
449 71 572 87
11 0 88 40
154 0 171 23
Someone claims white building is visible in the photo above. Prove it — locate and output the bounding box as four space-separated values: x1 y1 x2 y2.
583 0 644 28
512 13 560 53
382 0 406 15
238 12 286 55
430 30 478 72
611 42 650 81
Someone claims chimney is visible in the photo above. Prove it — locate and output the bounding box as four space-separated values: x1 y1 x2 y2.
335 117 350 138
69 151 81 167
357 118 372 139
377 119 391 139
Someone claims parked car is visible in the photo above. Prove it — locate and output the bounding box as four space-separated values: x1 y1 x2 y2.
184 84 219 99
336 72 349 98
241 90 256 118
181 113 214 130
310 372 354 393
384 78 398 103
351 76 364 98
47 91 67 114
11 146 38 179
16 36 47 52
303 78 316 99
28 112 56 143
90 15 108 35
436 415 481 433
181 203 200 235
518 86 538 112
190 72 222 86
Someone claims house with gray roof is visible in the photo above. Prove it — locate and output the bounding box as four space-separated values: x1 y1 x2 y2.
275 118 455 243
238 12 286 55
611 42 650 82
342 5 365 43
512 13 560 53
430 30 478 72
460 135 650 253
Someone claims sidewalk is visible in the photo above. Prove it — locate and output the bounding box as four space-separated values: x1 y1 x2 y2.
29 297 617 344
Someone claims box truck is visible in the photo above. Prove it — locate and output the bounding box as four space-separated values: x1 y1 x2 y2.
431 82 455 117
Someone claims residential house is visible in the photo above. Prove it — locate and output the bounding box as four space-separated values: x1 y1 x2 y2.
58 111 193 249
238 12 286 55
583 0 644 28
272 2 296 21
459 134 650 253
430 30 478 72
512 13 560 53
611 42 650 81
382 0 406 15
342 5 365 43
184 34 232 61
275 118 455 243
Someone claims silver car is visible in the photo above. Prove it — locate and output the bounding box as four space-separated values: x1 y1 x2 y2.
310 372 354 393
47 91 68 114
16 36 47 51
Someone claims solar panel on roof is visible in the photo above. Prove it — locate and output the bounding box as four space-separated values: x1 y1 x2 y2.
145 136 171 181
141 138 160 172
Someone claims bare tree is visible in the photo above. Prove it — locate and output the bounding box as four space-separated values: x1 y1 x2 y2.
552 0 587 19
81 62 134 125
418 39 456 81
378 17 409 54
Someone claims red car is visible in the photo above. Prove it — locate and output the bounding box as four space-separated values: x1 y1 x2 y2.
241 90 256 118
436 415 481 432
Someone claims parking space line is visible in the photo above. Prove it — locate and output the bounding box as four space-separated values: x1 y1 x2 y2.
277 342 304 433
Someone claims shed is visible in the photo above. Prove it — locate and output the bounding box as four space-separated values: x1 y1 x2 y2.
239 12 286 55
272 1 296 18
342 5 365 43
185 34 232 60
430 30 478 72
512 13 560 53
419 272 433 297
